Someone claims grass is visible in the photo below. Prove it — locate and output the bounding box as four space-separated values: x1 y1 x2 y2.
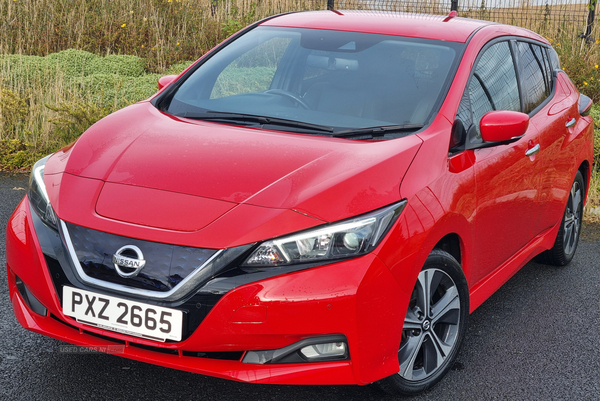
584 105 600 222
0 49 185 169
0 0 323 169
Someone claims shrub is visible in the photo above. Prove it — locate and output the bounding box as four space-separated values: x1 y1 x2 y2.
46 49 101 78
45 101 112 144
552 36 600 102
89 55 146 77
0 88 29 137
163 61 194 75
69 72 160 109
590 104 600 166
0 49 184 159
0 139 44 170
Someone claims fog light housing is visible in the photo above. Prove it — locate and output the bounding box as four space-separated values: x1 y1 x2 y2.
15 275 48 317
300 342 347 359
242 335 349 364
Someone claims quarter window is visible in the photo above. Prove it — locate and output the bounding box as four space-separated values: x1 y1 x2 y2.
548 46 560 71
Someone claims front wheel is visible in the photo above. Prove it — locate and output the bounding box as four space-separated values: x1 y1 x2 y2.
376 249 469 395
536 170 585 266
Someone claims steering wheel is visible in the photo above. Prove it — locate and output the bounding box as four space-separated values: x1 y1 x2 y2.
264 89 311 110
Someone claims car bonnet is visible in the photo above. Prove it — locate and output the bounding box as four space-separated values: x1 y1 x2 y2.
43 102 422 244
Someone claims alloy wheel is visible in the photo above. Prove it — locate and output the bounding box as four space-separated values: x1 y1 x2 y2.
563 179 583 257
398 268 461 381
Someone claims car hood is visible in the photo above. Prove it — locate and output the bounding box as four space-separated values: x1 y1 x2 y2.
45 102 422 244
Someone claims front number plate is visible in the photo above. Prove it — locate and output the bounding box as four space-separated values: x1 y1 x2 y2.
63 286 183 342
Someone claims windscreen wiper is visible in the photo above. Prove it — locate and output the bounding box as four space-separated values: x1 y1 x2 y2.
332 124 424 138
181 111 334 134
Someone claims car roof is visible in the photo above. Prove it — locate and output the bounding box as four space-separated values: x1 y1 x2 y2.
260 10 494 43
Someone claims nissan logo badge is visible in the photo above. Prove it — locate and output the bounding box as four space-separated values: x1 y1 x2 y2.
112 245 146 278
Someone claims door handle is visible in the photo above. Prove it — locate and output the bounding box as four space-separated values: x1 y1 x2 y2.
565 117 576 128
525 143 540 157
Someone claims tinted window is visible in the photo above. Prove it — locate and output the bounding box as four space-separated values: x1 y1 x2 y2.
460 41 520 138
164 27 463 134
548 46 560 70
538 46 553 92
515 41 550 113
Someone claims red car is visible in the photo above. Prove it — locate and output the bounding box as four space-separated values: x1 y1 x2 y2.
6 10 594 395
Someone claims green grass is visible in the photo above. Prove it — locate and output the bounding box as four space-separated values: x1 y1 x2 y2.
0 49 196 169
584 104 600 222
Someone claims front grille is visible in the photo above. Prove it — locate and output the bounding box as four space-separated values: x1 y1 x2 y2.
46 255 224 341
66 223 218 292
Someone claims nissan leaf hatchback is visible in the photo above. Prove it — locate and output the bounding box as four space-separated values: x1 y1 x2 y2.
6 10 594 395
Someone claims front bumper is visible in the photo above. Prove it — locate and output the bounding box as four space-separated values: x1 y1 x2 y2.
6 196 409 385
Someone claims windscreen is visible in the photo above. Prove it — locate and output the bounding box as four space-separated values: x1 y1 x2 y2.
162 27 463 136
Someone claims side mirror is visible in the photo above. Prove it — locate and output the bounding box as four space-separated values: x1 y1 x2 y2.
579 93 593 116
480 110 529 143
158 75 178 91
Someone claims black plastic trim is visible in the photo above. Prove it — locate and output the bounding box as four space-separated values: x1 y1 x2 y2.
15 275 48 316
182 351 244 361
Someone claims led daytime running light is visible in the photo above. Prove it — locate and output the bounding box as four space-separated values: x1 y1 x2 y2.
33 164 50 204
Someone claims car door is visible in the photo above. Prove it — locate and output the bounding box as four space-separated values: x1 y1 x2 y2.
456 40 545 284
516 42 583 236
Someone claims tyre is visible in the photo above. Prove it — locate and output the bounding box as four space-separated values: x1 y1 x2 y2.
536 170 585 266
376 249 469 395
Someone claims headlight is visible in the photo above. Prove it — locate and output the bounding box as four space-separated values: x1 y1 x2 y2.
28 155 58 230
243 201 406 267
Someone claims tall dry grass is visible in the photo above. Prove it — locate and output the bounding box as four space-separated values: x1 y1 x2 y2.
550 27 600 103
0 0 323 72
1 0 596 72
458 0 591 35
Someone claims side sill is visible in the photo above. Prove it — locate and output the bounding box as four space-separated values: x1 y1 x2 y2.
468 223 560 312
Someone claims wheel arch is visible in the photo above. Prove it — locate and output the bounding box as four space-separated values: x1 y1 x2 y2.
418 213 473 286
384 204 474 296
433 233 462 265
579 160 591 203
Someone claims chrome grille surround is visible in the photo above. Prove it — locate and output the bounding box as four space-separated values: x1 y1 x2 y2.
61 220 224 301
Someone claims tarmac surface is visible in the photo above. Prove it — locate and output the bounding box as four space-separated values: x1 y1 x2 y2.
1 171 599 400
